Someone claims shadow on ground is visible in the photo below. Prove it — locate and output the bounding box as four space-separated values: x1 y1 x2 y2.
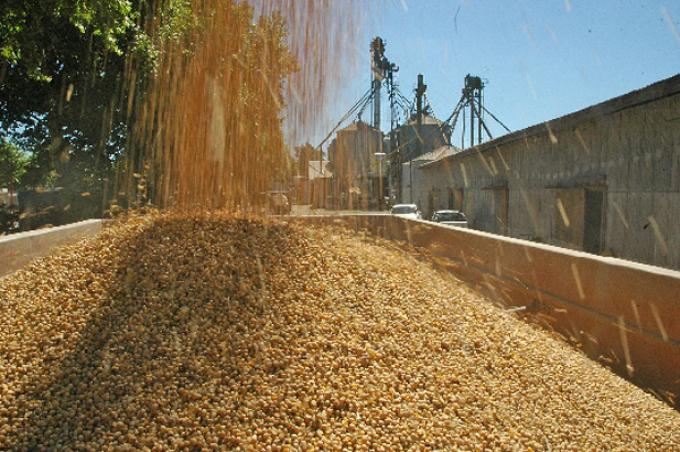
7 217 301 449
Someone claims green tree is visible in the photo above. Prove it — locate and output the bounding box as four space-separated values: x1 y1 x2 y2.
0 140 27 205
0 0 194 214
1 0 145 205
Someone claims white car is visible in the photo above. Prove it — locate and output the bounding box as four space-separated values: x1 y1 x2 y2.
390 204 421 220
431 210 469 228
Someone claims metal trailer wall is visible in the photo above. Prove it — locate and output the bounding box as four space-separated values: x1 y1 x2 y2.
400 158 433 207
0 220 105 278
416 75 680 270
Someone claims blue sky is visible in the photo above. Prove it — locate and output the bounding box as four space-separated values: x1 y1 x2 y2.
317 0 680 146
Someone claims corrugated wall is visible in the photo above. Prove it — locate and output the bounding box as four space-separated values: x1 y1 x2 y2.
418 80 680 269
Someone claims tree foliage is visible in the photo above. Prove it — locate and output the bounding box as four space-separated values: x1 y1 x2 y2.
0 139 27 191
1 0 138 80
1 0 152 205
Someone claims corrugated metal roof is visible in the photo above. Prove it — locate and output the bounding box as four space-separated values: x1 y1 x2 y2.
401 145 460 166
416 145 460 162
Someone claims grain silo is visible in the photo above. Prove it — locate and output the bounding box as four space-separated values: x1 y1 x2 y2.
328 121 384 210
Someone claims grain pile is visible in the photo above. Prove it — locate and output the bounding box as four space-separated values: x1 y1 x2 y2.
1 213 679 450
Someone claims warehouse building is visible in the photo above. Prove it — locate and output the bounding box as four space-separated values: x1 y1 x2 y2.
407 74 680 269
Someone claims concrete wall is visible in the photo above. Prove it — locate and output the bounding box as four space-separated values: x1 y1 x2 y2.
414 75 680 269
0 220 104 278
292 214 680 407
400 158 432 209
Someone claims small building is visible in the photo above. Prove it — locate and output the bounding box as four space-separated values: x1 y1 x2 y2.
307 160 332 208
401 145 460 217
388 113 451 203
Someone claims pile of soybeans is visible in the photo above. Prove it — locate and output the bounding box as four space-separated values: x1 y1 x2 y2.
1 212 679 450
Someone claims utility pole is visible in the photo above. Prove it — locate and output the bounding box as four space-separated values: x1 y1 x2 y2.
478 88 483 145
462 74 484 148
371 37 386 130
470 85 474 147
416 74 426 157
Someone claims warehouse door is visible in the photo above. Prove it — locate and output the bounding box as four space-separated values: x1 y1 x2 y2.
455 189 464 210
554 188 585 248
493 188 509 235
583 189 605 254
448 188 464 210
